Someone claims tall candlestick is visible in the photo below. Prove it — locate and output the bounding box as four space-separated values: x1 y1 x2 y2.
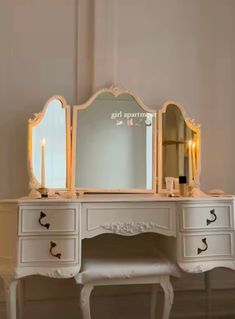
41 138 46 188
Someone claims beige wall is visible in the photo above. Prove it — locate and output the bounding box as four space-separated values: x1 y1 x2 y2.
93 0 235 193
0 0 93 199
0 0 235 318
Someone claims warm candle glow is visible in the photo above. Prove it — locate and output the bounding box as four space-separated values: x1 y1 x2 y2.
42 138 46 146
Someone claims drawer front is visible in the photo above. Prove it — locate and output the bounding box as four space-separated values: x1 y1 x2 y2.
180 233 233 260
82 202 176 238
19 206 79 235
19 237 78 265
180 204 233 231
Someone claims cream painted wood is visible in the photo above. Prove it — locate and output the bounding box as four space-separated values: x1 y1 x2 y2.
78 276 174 319
0 196 234 318
19 237 79 265
81 202 176 239
0 201 82 278
179 202 233 231
2 276 18 319
179 233 233 260
19 206 79 235
80 284 93 319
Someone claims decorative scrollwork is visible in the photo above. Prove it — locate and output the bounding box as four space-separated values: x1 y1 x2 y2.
101 222 159 235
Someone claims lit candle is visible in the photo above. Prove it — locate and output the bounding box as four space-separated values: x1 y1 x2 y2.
41 138 46 188
188 140 193 186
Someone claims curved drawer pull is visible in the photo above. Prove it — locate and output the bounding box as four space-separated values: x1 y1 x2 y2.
206 209 217 226
39 212 50 229
50 241 61 259
197 238 208 255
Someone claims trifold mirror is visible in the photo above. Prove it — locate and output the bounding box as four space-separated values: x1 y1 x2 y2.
28 86 201 195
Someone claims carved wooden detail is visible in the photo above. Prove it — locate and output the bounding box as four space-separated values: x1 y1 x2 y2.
101 221 161 235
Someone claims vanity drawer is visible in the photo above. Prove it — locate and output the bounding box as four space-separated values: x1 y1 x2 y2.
180 233 233 260
19 206 79 235
82 202 176 238
19 237 78 265
179 203 233 231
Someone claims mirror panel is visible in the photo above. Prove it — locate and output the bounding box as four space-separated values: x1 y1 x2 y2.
72 89 156 192
158 102 200 192
29 97 70 189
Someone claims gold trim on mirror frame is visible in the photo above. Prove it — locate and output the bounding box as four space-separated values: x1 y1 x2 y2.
28 96 71 193
157 100 201 194
71 85 157 194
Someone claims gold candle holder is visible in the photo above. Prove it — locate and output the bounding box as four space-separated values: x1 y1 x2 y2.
38 187 48 198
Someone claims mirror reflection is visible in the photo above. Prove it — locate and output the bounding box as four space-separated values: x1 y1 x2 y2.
31 98 67 189
74 92 155 191
162 104 197 188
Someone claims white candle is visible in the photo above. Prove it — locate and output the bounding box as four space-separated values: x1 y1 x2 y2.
188 140 193 186
41 138 46 188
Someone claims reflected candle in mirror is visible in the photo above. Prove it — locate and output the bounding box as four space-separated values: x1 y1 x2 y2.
41 138 46 188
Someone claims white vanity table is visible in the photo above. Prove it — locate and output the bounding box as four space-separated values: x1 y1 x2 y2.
0 196 235 318
1 86 234 318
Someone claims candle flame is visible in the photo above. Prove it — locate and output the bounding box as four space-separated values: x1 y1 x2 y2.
188 140 192 147
192 141 196 148
42 138 46 146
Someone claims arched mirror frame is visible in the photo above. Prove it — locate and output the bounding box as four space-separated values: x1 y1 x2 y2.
157 100 201 194
71 86 157 194
28 95 71 191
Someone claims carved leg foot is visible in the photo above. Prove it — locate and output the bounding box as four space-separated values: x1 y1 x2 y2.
80 284 94 319
160 276 174 319
2 275 18 319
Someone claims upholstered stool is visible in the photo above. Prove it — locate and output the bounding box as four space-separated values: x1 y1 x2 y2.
75 254 180 319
